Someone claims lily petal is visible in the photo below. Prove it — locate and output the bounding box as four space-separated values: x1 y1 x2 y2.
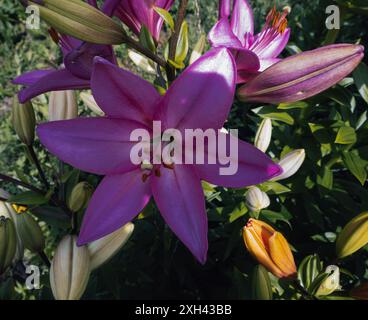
194 131 282 188
91 57 161 124
230 0 254 45
254 28 290 59
78 170 151 245
208 18 243 48
259 58 280 72
13 70 55 85
37 118 143 175
160 48 236 132
151 165 208 264
16 69 89 103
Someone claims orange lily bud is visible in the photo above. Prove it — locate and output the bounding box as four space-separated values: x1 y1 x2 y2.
243 219 297 278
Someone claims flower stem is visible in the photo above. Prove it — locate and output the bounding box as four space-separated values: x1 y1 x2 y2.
39 251 51 268
167 0 189 83
27 145 50 190
0 173 44 195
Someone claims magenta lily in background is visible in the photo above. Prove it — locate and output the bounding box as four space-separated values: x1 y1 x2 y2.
12 0 120 103
37 48 281 264
208 0 290 84
113 0 174 42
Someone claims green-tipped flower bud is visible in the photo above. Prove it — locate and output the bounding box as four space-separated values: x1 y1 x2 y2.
16 213 45 253
50 235 90 300
336 211 368 259
29 0 125 45
80 92 104 116
315 265 341 296
88 222 134 270
245 186 270 212
251 265 273 300
254 118 272 153
0 217 17 275
272 149 305 181
67 182 93 213
12 98 36 146
49 90 78 121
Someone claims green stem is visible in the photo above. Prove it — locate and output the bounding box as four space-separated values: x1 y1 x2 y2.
27 145 50 190
39 251 51 268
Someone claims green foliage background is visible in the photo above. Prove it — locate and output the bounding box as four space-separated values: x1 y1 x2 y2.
0 0 367 299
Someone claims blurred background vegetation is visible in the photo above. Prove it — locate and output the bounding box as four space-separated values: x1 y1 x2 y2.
0 0 367 299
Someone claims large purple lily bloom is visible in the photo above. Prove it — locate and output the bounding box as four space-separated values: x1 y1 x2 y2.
113 0 174 42
37 48 281 264
12 0 121 103
208 0 290 84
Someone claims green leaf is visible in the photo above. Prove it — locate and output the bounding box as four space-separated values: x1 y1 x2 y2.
154 7 174 30
139 25 156 53
298 254 323 291
229 202 248 223
317 167 333 190
353 62 368 105
175 20 189 65
335 126 357 144
278 101 308 110
260 181 291 194
253 106 294 125
189 33 206 65
259 210 292 227
8 191 47 206
342 151 367 185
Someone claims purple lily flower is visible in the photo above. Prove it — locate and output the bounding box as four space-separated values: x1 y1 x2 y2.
208 0 290 84
113 0 174 41
37 48 281 264
12 0 121 103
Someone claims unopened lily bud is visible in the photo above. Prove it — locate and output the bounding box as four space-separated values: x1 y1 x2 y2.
245 187 270 212
49 90 78 121
243 219 297 278
0 202 24 262
29 0 125 45
336 211 368 259
252 265 273 300
238 44 364 103
80 92 104 115
350 282 368 300
16 213 45 253
0 217 17 275
254 118 272 152
67 182 93 213
50 235 90 300
316 265 341 296
12 98 35 146
272 149 305 181
88 223 134 270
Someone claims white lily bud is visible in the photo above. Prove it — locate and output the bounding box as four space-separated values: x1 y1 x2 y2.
254 118 272 152
245 186 270 212
80 92 104 116
272 149 306 181
316 265 341 296
50 235 90 300
49 90 78 121
88 223 134 270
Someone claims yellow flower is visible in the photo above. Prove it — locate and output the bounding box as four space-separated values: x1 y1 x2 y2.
243 219 297 278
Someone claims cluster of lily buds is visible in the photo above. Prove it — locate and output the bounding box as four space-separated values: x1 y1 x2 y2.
50 223 134 300
67 182 94 213
336 211 368 259
243 219 297 278
238 44 364 104
12 98 35 146
315 265 341 297
245 186 270 212
29 0 125 45
48 90 78 121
